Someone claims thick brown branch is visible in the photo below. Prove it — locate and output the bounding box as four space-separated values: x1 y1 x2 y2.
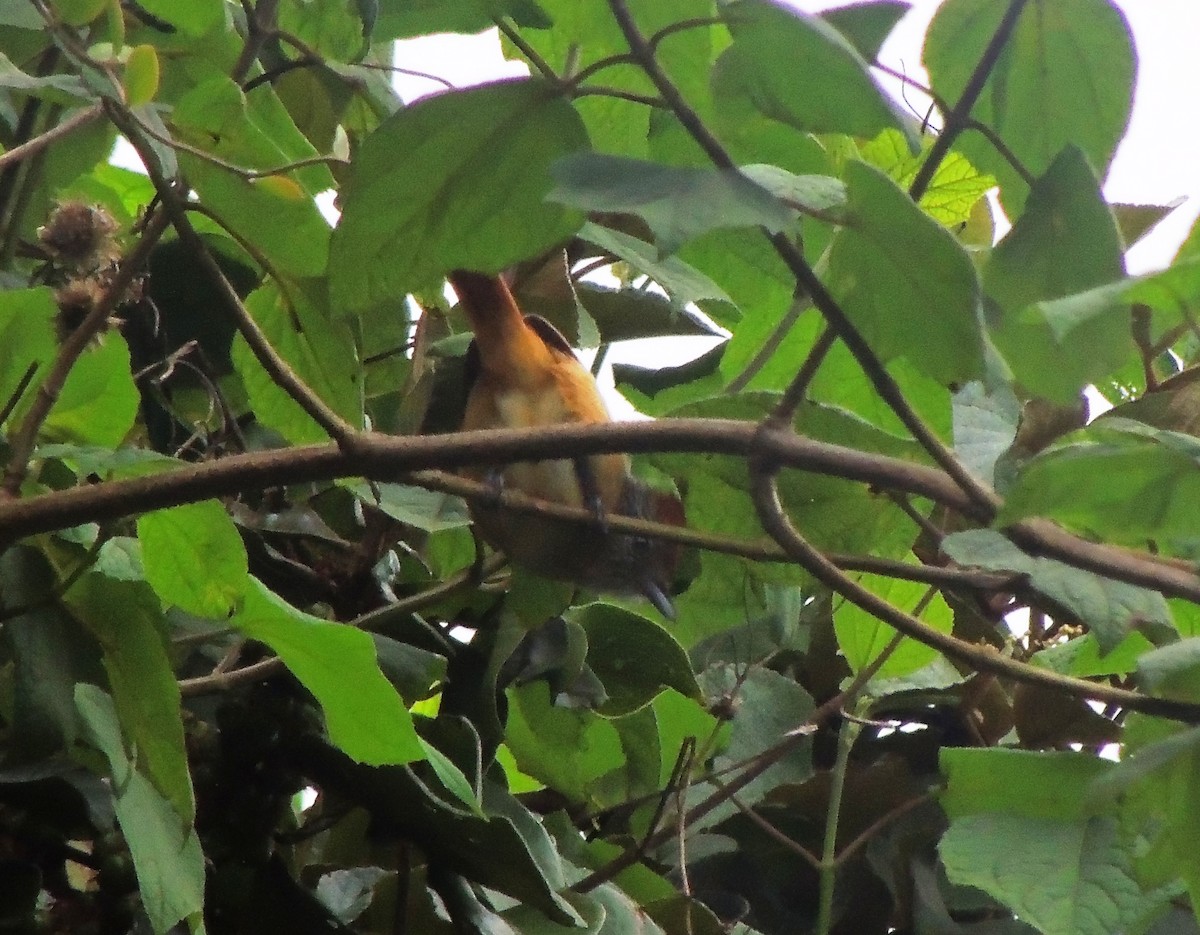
2 421 1197 613
0 420 981 543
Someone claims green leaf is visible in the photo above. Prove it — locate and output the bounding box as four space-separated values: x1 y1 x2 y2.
951 381 1020 485
1033 632 1154 679
714 0 915 144
75 684 205 935
985 147 1126 402
859 128 995 226
692 665 813 830
1 547 91 755
1135 638 1200 703
925 0 1134 213
943 529 1174 653
44 336 139 447
330 79 587 312
136 0 224 35
827 160 984 384
0 52 89 103
549 153 794 255
231 280 363 444
346 480 471 532
278 0 367 62
941 747 1108 821
835 574 952 678
418 738 484 816
504 681 625 805
579 221 734 310
123 44 160 106
821 1 912 62
571 603 700 716
65 573 194 823
232 577 423 765
138 501 248 618
0 288 57 430
996 419 1200 547
940 813 1159 935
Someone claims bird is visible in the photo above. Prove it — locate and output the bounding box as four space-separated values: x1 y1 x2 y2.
449 269 684 617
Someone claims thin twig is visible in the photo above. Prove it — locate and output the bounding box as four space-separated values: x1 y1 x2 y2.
833 791 935 868
0 103 104 172
770 324 836 420
106 101 359 447
711 775 821 870
495 18 559 82
605 0 999 516
131 108 347 179
725 294 814 395
0 362 38 427
573 599 907 893
909 0 1031 201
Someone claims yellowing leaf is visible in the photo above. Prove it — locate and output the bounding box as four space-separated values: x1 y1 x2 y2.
124 44 159 106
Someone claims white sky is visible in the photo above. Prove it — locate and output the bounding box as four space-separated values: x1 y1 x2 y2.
394 1 1200 274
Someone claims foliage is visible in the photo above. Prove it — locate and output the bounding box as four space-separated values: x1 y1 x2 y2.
1 1 1199 933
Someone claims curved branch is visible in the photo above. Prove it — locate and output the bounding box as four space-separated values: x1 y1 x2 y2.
747 458 1200 722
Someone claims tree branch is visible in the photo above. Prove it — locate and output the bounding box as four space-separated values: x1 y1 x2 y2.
103 101 360 447
909 0 1031 201
747 459 1200 722
0 103 104 172
605 0 999 516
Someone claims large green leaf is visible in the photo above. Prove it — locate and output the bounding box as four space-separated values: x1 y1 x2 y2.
571 603 700 716
75 685 205 935
940 750 1163 935
329 79 587 312
65 573 194 823
138 500 248 618
713 0 915 143
231 577 423 765
231 280 363 444
827 160 984 385
44 336 140 448
984 147 1127 402
943 529 1174 653
924 0 1134 214
997 418 1200 547
549 153 795 255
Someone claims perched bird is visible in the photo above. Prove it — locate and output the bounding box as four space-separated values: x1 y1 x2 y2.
450 270 684 617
